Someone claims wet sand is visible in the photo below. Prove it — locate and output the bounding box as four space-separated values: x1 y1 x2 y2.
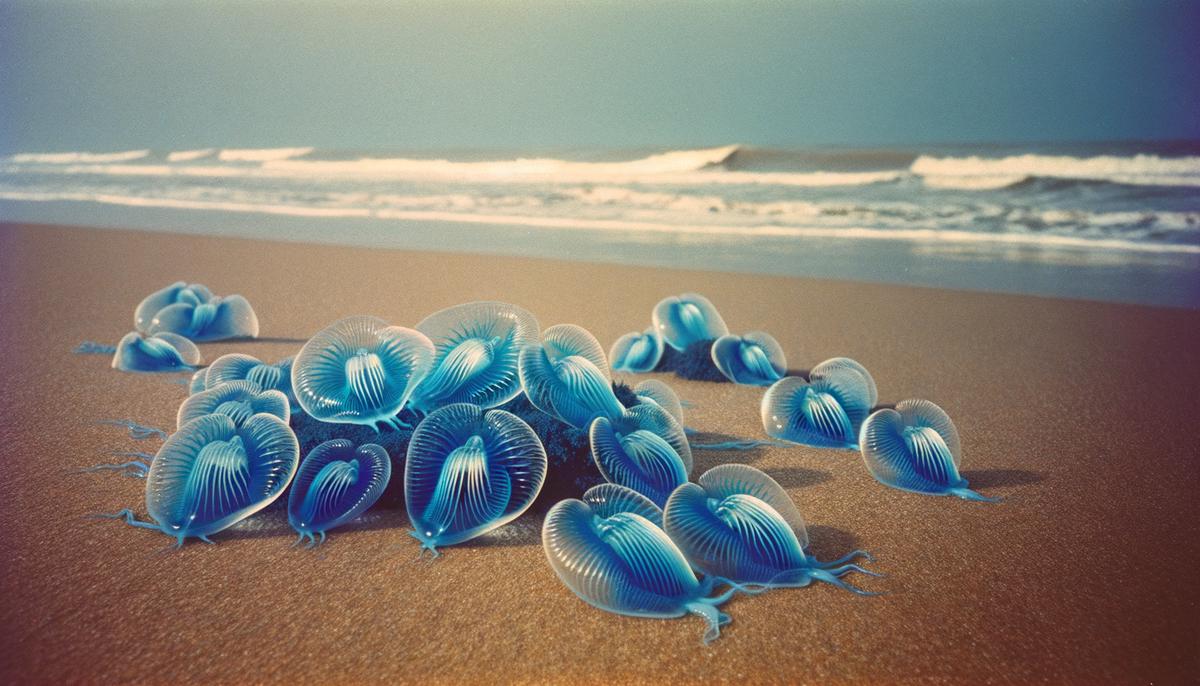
0 222 1196 684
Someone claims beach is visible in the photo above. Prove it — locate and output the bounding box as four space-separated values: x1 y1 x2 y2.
0 221 1196 684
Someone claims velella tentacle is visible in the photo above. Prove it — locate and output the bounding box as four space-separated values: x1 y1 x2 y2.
97 419 168 441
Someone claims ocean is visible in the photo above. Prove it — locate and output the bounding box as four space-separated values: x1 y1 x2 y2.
2 142 1198 308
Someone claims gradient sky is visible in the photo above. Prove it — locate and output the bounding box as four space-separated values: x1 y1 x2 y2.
2 1 1198 153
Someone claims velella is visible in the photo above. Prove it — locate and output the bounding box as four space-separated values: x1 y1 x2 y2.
542 496 751 644
518 324 625 429
291 315 435 429
288 439 392 545
811 357 878 409
633 379 684 425
134 282 213 333
139 282 260 342
205 353 297 407
177 380 290 428
411 301 539 411
112 331 201 373
188 368 209 394
97 413 299 545
652 293 729 351
859 399 996 502
405 403 547 555
760 362 875 449
664 464 878 595
711 332 787 386
581 482 664 528
590 404 693 507
610 328 664 374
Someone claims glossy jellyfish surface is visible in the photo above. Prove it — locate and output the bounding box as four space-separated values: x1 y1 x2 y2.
590 403 693 507
633 379 684 425
188 368 209 394
518 324 625 429
405 403 547 554
664 464 876 594
143 286 259 342
112 332 201 373
292 316 435 429
581 482 664 528
411 301 540 411
760 367 874 449
288 439 392 544
652 293 729 352
811 357 878 409
610 329 664 374
860 399 995 502
542 496 740 644
711 332 787 386
177 380 290 428
134 282 214 333
205 353 297 407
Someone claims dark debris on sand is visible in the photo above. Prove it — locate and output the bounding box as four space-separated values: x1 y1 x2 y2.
656 339 728 382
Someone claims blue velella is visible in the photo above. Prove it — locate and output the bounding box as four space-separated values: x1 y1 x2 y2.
97 413 299 546
112 331 202 373
610 328 664 374
652 293 729 351
633 379 685 425
760 360 875 449
288 439 392 545
859 399 997 502
405 403 547 555
205 353 297 407
543 495 752 644
189 368 209 394
411 301 540 411
711 331 787 386
518 324 625 429
581 483 664 528
138 282 260 342
177 380 290 428
664 464 878 595
291 316 435 429
811 356 878 409
590 404 693 507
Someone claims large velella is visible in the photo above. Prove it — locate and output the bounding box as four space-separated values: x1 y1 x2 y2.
143 287 260 342
411 301 540 412
405 403 547 555
177 380 290 428
811 357 878 409
590 404 693 507
652 293 729 351
610 328 664 374
518 324 625 429
135 282 214 333
760 364 874 449
288 439 392 545
860 399 996 502
112 332 202 373
543 497 746 644
99 413 299 545
205 353 297 407
664 464 878 595
291 316 435 429
711 332 787 386
633 379 684 425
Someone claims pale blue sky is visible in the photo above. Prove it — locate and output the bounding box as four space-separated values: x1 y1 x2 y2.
1 0 1197 153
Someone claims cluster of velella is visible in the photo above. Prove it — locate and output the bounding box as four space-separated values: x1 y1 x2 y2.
88 286 995 644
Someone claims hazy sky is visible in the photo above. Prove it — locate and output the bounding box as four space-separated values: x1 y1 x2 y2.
1 1 1197 152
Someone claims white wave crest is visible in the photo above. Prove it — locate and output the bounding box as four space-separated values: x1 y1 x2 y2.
217 147 315 162
912 153 1200 188
167 148 215 162
8 150 150 164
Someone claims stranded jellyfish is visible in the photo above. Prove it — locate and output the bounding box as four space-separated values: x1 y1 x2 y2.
112 332 201 373
581 483 664 528
859 399 996 502
411 301 540 412
652 293 729 352
760 360 876 449
811 357 878 409
405 403 547 556
288 440 392 545
204 353 297 408
664 464 879 595
590 404 693 507
291 316 435 430
518 324 624 429
609 328 664 374
96 413 299 546
710 332 787 386
177 380 290 428
137 282 259 342
633 379 684 425
189 368 209 394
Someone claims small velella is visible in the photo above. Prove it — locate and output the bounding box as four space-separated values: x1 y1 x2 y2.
710 331 787 386
760 361 875 449
859 399 997 502
411 301 540 412
610 328 664 374
405 403 547 555
291 316 435 429
188 367 209 394
652 293 729 352
543 494 752 644
811 356 878 409
633 379 684 425
664 464 878 595
134 282 214 333
590 404 693 507
139 282 260 342
518 324 625 429
112 331 202 373
96 412 299 546
205 353 297 407
288 439 392 545
176 380 290 428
